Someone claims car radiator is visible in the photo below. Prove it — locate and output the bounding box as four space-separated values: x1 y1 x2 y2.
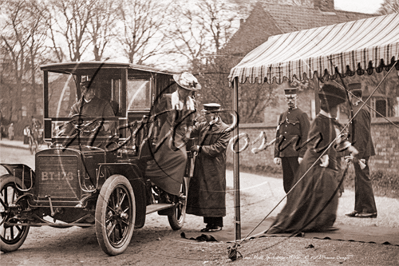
36 155 80 199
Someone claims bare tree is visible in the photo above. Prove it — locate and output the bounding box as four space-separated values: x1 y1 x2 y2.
165 0 238 68
197 0 237 54
87 0 121 61
1 0 49 122
0 46 14 123
166 4 209 66
166 0 281 122
46 0 96 62
26 0 49 116
196 56 233 108
378 0 399 14
118 0 170 64
194 54 280 123
1 0 33 121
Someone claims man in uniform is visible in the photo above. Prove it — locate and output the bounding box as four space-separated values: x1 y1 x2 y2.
274 87 310 194
345 83 377 218
187 103 231 232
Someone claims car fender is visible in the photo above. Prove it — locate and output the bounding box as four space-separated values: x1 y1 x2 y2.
0 163 35 190
97 163 146 228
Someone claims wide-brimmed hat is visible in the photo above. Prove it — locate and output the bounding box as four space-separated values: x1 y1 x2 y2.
318 84 346 107
202 103 221 113
173 72 201 91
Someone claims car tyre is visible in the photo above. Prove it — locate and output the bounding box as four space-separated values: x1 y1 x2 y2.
95 175 135 256
167 177 188 230
0 174 30 253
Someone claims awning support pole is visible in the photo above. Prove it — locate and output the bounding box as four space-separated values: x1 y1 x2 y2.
233 77 241 241
314 75 320 115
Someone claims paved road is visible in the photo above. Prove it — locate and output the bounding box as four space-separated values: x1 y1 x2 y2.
0 142 36 171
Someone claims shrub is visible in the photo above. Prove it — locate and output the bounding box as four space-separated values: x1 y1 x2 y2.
229 163 399 199
341 169 398 198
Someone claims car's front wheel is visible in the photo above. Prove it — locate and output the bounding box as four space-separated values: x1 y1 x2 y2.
95 175 135 256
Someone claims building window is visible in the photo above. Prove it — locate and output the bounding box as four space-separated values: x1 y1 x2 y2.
375 98 386 117
395 97 399 117
369 97 399 118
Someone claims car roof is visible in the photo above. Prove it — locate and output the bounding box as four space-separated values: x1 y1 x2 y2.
40 61 178 76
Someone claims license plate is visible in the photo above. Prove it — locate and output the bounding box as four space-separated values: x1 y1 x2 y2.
41 171 74 181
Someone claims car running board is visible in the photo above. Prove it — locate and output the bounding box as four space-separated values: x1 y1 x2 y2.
146 203 174 214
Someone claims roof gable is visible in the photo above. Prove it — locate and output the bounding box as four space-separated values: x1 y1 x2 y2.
265 3 376 33
225 2 283 55
223 2 377 56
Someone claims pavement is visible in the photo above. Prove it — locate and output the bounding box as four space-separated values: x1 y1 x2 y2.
0 138 47 151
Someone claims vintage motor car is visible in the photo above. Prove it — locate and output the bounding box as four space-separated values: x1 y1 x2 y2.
0 62 196 255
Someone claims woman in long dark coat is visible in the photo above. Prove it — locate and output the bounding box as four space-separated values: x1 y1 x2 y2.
186 104 231 231
267 84 349 234
146 72 201 197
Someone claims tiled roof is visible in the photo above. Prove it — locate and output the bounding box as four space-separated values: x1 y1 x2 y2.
223 2 377 56
265 3 376 33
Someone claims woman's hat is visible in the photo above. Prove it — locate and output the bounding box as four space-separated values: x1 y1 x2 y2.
318 84 346 107
173 72 201 91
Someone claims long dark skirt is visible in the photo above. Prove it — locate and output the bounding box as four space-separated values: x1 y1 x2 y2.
145 123 187 196
268 163 339 233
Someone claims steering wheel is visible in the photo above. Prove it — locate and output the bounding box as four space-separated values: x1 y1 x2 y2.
59 114 104 137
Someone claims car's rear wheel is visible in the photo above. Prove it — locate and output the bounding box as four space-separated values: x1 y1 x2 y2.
167 177 188 230
0 175 30 253
95 175 135 256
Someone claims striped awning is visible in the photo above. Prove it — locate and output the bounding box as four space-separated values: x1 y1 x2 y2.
229 13 399 84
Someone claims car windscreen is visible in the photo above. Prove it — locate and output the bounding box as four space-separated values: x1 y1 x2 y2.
47 72 78 118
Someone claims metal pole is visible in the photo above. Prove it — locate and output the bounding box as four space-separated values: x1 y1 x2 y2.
233 77 241 240
314 76 320 115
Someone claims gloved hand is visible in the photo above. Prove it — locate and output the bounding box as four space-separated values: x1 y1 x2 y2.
344 155 353 164
298 157 303 164
359 159 366 169
273 157 281 165
319 155 329 167
191 145 200 152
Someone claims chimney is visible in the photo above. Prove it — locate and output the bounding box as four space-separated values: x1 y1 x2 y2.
314 0 335 11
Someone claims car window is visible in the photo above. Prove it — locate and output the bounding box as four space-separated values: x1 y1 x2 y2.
127 80 151 111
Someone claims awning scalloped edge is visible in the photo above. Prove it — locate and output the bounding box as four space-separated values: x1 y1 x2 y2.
230 56 399 85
